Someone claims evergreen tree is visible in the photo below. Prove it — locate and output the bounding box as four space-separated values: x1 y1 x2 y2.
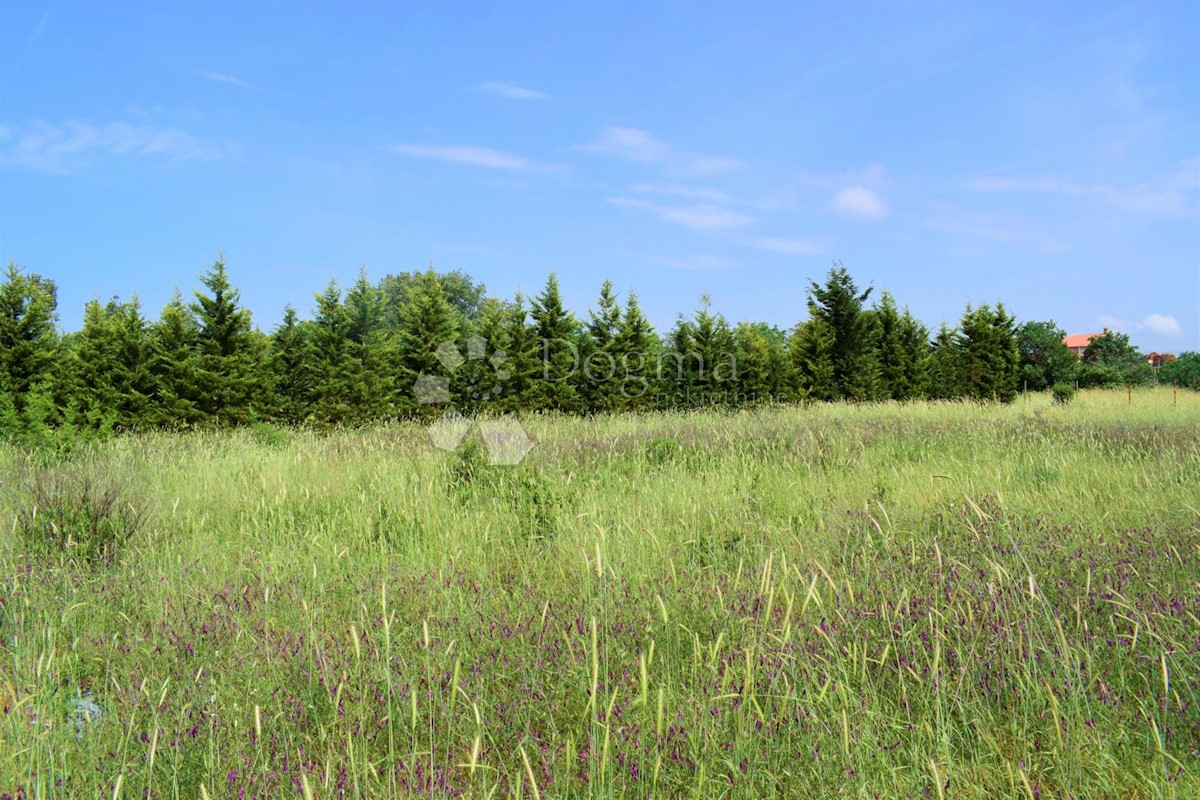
665 292 736 407
344 268 394 419
394 269 460 416
581 280 624 412
612 290 656 411
957 303 1019 403
807 264 878 401
307 281 370 425
270 305 311 424
149 291 203 427
501 292 540 412
380 268 487 333
452 296 512 414
789 314 837 402
734 322 790 405
873 292 911 401
898 307 932 400
190 256 262 424
69 296 155 431
527 273 582 412
0 262 59 419
928 323 963 400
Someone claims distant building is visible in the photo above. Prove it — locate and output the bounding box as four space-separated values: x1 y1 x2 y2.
1146 352 1176 368
1063 327 1107 357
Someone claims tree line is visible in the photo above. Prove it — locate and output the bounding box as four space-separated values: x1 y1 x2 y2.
1 258 1195 443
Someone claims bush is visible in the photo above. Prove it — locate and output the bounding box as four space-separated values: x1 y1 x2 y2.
9 461 145 565
1052 382 1076 405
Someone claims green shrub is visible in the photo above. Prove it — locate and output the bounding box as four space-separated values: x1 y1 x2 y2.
1052 382 1076 405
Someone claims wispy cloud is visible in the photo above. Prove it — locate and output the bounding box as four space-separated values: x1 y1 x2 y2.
640 253 738 270
195 70 290 96
745 236 823 256
27 9 50 50
608 197 753 230
633 183 729 203
832 186 888 219
923 202 1067 253
965 161 1200 215
473 81 550 101
392 143 534 170
0 119 228 173
580 127 739 175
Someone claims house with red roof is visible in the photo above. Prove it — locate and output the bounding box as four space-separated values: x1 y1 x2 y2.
1063 328 1107 357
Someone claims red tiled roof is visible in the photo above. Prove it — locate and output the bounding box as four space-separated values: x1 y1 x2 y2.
1063 333 1102 349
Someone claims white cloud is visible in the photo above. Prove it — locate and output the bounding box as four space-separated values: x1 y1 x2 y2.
608 197 753 230
832 186 887 219
392 143 533 170
579 127 739 174
641 253 737 270
0 119 227 172
580 127 670 163
1141 314 1182 337
473 81 550 100
633 183 729 203
746 236 822 256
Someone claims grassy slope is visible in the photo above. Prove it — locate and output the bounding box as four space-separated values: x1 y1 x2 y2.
1 388 1198 797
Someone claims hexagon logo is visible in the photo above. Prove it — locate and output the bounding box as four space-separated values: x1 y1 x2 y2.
415 336 534 465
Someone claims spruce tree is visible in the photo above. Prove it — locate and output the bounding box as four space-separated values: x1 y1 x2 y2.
271 305 311 424
0 262 59 419
612 290 656 410
502 292 540 412
581 279 623 412
394 269 460 416
789 314 837 402
344 268 394 419
452 296 512 414
307 281 369 425
807 264 877 401
70 296 154 431
873 292 910 401
734 322 790 405
898 307 932 400
528 273 581 412
958 303 1019 403
190 256 262 424
149 291 204 427
928 323 963 400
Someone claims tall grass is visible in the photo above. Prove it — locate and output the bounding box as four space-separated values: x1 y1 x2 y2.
1 388 1197 797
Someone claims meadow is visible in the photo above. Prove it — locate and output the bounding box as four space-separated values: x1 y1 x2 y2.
1 388 1198 798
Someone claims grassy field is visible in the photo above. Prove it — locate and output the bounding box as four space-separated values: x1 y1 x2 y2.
1 388 1198 798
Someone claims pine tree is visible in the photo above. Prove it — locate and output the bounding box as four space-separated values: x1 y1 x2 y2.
581 279 623 412
612 290 656 410
898 307 932 400
789 314 837 402
807 264 877 401
873 292 911 401
452 296 511 414
190 256 262 424
394 269 460 416
527 273 581 412
958 303 1019 403
149 291 204 427
344 268 395 419
734 322 790 405
928 323 963 400
307 281 369 425
501 292 539 412
0 262 59 420
69 296 155 431
271 305 311 424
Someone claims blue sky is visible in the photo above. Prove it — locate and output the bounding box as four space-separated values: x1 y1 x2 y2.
2 1 1197 352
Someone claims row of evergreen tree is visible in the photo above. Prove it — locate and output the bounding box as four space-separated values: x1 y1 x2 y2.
1 258 1192 439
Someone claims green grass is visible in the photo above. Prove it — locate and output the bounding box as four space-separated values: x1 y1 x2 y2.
2 388 1198 797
